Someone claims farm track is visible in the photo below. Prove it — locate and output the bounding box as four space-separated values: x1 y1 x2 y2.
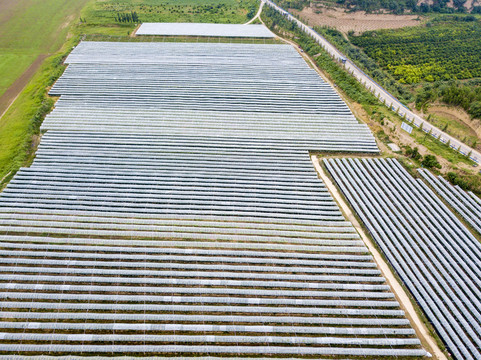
244 0 264 24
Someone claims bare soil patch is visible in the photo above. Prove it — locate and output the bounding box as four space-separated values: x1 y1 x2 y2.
0 54 48 120
131 24 142 37
292 6 420 35
0 0 20 24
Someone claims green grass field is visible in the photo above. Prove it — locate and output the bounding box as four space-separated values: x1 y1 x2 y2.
426 112 479 148
0 0 91 181
0 52 36 96
0 0 90 97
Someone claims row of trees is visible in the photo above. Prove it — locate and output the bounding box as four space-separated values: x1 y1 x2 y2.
316 26 414 103
115 11 140 23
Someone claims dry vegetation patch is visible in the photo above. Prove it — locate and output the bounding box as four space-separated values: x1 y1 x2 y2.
291 6 420 35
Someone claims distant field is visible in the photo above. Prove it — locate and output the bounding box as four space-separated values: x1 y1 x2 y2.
350 19 481 84
291 6 420 35
0 0 89 181
0 52 36 96
79 0 259 36
0 0 89 98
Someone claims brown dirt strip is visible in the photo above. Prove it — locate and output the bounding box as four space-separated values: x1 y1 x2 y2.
0 54 48 120
131 24 142 37
0 0 20 24
291 6 420 35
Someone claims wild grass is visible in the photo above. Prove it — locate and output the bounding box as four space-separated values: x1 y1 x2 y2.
0 0 89 97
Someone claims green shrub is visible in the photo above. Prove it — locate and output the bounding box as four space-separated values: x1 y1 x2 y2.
421 154 442 169
405 146 422 160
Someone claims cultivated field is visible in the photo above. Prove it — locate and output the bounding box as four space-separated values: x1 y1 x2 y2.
350 20 481 83
291 6 420 35
420 169 481 235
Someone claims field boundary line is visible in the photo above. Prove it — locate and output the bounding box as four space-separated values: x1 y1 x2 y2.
0 54 49 121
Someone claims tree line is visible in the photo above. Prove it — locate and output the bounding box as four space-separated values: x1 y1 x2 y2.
416 80 481 120
115 11 140 23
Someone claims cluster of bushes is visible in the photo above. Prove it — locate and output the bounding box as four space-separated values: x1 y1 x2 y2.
405 146 442 169
447 171 481 194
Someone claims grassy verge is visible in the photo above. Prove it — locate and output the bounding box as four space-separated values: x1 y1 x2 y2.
423 110 479 148
367 105 477 166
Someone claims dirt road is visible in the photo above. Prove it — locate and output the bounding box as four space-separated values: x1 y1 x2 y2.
244 1 264 24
